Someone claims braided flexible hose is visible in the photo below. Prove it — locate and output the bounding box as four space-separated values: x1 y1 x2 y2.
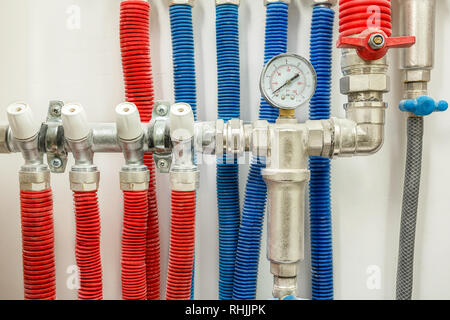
396 116 423 300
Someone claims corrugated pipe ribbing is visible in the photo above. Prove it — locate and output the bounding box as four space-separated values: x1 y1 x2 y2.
309 5 334 300
169 4 197 299
120 0 161 300
73 190 103 300
215 3 241 300
232 2 288 300
20 189 56 300
169 4 198 120
121 190 148 300
166 190 196 300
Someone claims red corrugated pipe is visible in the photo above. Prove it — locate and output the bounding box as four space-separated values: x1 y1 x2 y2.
20 189 56 300
120 0 160 300
337 0 415 60
339 0 392 37
166 190 196 300
121 190 148 300
73 190 103 300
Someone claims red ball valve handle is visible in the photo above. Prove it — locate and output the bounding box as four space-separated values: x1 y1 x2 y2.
337 29 416 60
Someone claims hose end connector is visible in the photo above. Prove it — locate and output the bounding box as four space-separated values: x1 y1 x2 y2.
216 0 239 5
399 96 448 116
265 0 290 5
70 170 99 192
312 0 336 7
19 170 50 192
169 0 195 7
120 168 149 191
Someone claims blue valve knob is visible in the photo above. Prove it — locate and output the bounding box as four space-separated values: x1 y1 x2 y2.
399 96 448 116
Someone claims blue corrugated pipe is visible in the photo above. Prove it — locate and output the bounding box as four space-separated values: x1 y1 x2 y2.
169 4 197 121
169 3 197 300
215 3 241 300
232 2 288 300
308 5 334 300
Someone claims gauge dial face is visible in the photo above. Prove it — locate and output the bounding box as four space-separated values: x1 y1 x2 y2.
260 53 317 110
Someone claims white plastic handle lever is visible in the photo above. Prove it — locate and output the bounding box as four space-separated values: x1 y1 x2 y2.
61 103 90 141
170 103 194 142
6 102 41 140
115 102 143 141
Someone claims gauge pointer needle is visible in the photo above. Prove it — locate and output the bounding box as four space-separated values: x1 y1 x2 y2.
273 73 300 95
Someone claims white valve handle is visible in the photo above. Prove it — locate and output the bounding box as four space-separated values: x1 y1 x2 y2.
115 102 143 141
61 103 90 141
6 102 41 140
170 103 195 142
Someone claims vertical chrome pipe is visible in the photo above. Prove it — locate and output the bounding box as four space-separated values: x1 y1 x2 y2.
400 0 436 98
262 119 309 299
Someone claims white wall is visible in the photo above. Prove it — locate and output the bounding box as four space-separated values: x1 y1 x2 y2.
0 0 449 300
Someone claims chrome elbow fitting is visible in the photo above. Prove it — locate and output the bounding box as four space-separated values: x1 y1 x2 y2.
338 48 388 156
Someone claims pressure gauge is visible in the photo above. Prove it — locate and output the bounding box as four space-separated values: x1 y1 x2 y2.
260 53 317 110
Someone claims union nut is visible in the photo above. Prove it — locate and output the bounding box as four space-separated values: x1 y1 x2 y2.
120 170 150 191
305 120 333 158
70 170 100 192
251 120 270 158
225 119 245 156
340 73 390 95
19 170 51 192
170 170 199 192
